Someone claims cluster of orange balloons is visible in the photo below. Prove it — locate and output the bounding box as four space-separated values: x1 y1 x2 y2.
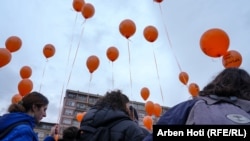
145 101 162 117
72 0 95 20
200 28 243 69
0 36 22 68
18 66 33 97
143 100 162 130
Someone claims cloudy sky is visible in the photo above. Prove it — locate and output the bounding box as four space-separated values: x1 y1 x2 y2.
1 0 250 123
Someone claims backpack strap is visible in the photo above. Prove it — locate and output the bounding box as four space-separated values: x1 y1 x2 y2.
0 121 29 139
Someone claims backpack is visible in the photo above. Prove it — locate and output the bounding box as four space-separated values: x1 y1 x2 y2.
76 118 126 141
157 95 250 125
185 95 250 124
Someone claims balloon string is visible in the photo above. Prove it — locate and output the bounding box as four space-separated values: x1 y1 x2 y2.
153 47 164 104
66 13 78 68
39 60 48 92
66 20 86 88
56 13 79 125
127 40 133 100
88 73 93 93
112 62 114 89
158 3 182 72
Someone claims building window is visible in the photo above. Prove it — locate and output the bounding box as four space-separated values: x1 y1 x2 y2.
62 118 72 125
67 92 76 99
76 102 87 109
88 96 97 104
66 100 75 107
64 108 74 116
77 94 87 102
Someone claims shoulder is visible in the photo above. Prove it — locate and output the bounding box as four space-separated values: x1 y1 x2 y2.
157 99 198 125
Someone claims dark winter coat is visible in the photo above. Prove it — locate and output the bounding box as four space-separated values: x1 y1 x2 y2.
80 106 146 141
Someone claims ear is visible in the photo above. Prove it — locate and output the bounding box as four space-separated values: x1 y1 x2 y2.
32 104 38 112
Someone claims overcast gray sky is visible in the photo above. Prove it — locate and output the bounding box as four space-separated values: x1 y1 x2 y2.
1 0 250 123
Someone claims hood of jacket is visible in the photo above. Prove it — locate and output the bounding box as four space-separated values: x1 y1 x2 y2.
0 112 36 132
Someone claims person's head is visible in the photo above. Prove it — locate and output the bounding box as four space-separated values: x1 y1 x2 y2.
8 91 49 123
129 105 139 124
95 89 130 115
199 68 250 100
59 126 79 141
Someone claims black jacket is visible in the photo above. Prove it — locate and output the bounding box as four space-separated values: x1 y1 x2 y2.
80 106 146 141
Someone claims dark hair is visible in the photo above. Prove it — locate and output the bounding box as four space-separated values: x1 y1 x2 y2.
8 91 49 113
199 68 250 100
95 89 130 114
61 126 79 141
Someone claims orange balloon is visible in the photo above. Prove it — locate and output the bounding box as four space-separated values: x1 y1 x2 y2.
140 87 150 101
18 78 33 97
5 36 22 53
0 48 12 68
43 44 55 59
145 101 154 116
76 112 86 122
81 3 95 19
11 94 23 104
72 0 85 12
20 66 32 79
143 115 153 131
179 71 189 85
188 82 199 97
86 55 100 73
143 25 158 42
200 28 230 58
154 0 163 3
153 103 162 117
119 19 136 39
222 50 242 68
106 46 119 62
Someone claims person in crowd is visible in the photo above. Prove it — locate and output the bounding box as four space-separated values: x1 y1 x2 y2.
129 105 151 136
78 89 146 141
0 91 49 141
44 125 79 141
143 67 250 141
